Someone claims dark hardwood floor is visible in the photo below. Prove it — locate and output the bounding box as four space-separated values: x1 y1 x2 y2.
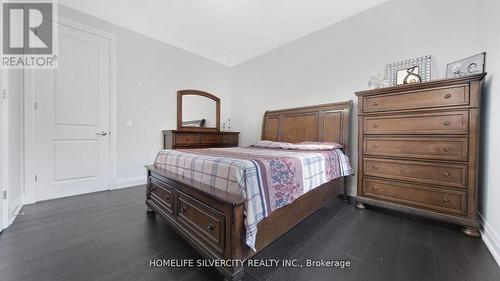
0 186 498 281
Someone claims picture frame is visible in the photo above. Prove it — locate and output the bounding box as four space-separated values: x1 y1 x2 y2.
385 55 431 86
396 66 422 85
446 52 486 79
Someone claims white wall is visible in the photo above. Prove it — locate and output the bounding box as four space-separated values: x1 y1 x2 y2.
3 5 232 211
230 0 499 264
230 0 485 193
478 0 500 265
59 6 232 186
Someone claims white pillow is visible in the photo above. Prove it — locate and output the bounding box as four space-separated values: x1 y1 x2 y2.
252 140 294 149
252 140 342 151
295 141 343 150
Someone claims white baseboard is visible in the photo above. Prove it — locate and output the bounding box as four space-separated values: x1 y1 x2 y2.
478 213 500 267
115 176 146 189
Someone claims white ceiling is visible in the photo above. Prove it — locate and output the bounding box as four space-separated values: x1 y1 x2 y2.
60 0 387 66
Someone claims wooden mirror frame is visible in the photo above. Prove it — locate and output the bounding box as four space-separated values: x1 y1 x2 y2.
177 89 220 132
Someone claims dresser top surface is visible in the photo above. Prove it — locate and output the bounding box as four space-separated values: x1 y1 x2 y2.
355 73 486 97
162 130 240 135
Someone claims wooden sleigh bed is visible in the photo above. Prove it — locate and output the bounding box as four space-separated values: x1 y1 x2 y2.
145 101 352 280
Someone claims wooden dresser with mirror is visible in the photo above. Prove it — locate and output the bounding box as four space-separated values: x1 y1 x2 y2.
355 73 486 237
163 89 239 149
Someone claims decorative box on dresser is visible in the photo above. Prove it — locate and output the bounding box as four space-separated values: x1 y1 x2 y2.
355 73 486 237
163 130 239 149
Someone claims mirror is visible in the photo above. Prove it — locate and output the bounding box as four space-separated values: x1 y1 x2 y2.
182 95 217 127
177 90 220 132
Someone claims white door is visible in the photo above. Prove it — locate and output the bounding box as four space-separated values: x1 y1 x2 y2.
1 69 24 230
6 69 23 221
27 23 110 201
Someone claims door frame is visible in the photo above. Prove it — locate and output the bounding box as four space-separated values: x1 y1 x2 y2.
23 17 117 204
0 70 7 231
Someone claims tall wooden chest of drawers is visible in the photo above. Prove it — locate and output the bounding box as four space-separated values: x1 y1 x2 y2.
355 73 486 237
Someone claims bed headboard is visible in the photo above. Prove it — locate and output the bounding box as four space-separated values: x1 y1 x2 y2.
261 101 352 154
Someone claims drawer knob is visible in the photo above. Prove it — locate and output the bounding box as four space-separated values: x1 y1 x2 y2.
444 93 452 99
443 147 450 152
372 123 379 128
373 101 379 106
150 186 156 192
443 198 450 203
371 186 378 191
180 205 187 213
165 194 170 200
371 165 379 170
443 172 450 178
371 144 379 149
443 121 452 126
207 223 214 232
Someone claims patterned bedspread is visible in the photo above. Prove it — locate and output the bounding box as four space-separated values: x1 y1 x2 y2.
153 147 353 250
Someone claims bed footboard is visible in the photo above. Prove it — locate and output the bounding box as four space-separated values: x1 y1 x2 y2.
145 165 344 280
145 165 246 280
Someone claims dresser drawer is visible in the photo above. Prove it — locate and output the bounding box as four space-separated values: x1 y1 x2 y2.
363 178 466 215
363 86 469 113
363 111 469 135
199 134 220 144
222 134 238 145
363 158 467 188
176 193 225 254
363 137 468 161
175 134 199 145
149 176 174 216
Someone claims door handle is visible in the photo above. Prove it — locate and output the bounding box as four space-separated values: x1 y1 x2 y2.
96 131 108 136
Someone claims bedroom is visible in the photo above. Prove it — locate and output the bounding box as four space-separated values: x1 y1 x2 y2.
0 0 499 280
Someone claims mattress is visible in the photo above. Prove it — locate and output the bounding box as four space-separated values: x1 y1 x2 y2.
153 146 353 250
